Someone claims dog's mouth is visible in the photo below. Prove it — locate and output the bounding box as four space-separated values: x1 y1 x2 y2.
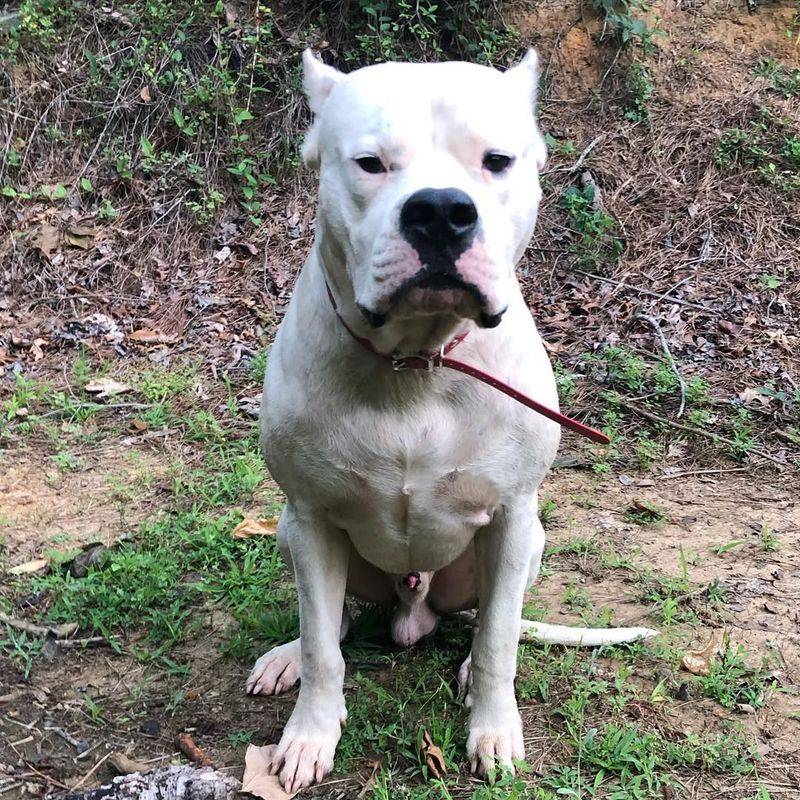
358 270 507 330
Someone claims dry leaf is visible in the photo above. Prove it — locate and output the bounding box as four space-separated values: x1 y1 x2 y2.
223 2 239 26
176 732 214 768
232 517 280 539
140 85 152 102
9 558 48 576
242 745 297 800
31 223 60 259
84 378 132 399
30 338 46 361
128 328 178 344
420 730 447 779
214 245 232 263
65 225 95 250
680 633 719 677
110 752 152 775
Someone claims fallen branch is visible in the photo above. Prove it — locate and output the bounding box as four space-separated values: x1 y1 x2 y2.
545 134 605 175
635 313 687 417
659 466 749 480
56 765 239 800
571 268 712 312
0 613 78 639
627 403 786 467
39 402 152 420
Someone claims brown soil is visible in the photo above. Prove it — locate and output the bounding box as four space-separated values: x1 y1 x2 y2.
2 466 799 797
1 447 167 565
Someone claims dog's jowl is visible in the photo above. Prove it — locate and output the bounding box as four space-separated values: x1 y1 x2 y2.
247 48 579 792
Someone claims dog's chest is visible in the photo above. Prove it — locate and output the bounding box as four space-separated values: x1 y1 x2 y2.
307 401 522 573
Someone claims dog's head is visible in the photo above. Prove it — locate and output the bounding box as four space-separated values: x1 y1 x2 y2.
302 50 546 338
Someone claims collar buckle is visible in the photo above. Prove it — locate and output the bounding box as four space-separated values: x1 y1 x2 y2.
392 346 445 373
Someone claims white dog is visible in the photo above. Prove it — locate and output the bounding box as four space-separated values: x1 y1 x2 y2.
246 49 655 792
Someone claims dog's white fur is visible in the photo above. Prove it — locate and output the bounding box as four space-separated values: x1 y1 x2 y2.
248 50 655 792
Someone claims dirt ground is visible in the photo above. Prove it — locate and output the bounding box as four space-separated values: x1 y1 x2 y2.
2 0 799 797
2 441 799 797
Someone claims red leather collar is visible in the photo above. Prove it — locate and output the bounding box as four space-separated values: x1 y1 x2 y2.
325 281 610 444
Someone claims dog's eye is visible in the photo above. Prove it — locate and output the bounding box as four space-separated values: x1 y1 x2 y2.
354 156 386 174
483 152 514 174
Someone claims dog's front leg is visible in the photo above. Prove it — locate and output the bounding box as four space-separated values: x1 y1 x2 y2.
466 500 544 777
269 504 349 792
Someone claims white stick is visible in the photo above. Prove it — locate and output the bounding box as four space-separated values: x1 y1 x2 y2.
519 620 658 647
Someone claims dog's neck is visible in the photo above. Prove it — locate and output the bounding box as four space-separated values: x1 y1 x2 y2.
314 251 473 358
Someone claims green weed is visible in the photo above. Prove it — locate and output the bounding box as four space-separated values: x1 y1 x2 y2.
589 0 660 48
695 642 779 710
754 58 800 97
561 184 623 270
538 496 558 528
716 107 800 192
0 621 43 679
758 525 780 553
623 500 665 526
623 61 654 122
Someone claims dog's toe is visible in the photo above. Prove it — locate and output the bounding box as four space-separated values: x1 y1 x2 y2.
269 711 341 792
246 639 302 695
467 713 524 778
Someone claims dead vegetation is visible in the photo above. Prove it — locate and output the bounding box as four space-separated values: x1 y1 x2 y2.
1 0 799 798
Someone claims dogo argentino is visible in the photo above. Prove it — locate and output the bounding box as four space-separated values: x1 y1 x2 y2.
246 49 656 792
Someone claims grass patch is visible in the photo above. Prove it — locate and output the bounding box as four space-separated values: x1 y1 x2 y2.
24 434 286 659
693 641 780 710
754 58 800 97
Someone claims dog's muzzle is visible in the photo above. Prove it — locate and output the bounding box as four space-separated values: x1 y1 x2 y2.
358 186 506 328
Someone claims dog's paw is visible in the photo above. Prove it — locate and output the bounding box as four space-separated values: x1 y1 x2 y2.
269 699 346 792
467 707 524 777
246 639 301 695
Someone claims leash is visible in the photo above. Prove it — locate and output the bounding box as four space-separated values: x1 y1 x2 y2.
325 282 610 444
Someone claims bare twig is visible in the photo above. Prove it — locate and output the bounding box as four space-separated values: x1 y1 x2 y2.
627 403 786 468
572 268 713 312
635 313 687 417
544 134 605 175
39 402 152 419
70 751 114 792
0 612 78 639
659 467 750 480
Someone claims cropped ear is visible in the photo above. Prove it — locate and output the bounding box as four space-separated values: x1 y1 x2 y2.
506 49 546 169
302 48 344 115
505 48 540 110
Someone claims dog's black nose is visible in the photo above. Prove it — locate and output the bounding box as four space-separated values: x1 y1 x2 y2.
400 188 478 249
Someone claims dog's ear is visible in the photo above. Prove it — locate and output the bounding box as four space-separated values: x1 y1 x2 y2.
301 49 344 168
302 48 343 115
506 49 546 169
505 48 540 109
